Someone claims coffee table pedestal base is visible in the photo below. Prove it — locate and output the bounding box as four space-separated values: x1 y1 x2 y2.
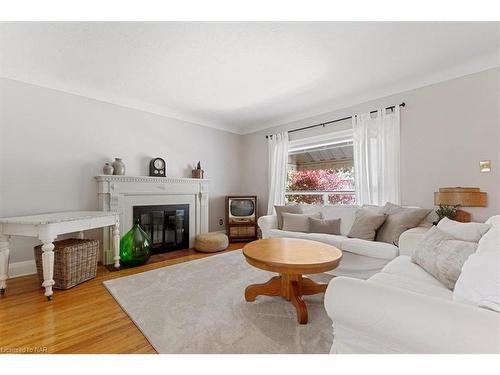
244 274 327 324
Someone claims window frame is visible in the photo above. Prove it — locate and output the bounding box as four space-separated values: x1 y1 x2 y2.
286 129 356 206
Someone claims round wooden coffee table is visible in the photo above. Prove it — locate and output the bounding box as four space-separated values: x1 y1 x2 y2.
242 238 342 324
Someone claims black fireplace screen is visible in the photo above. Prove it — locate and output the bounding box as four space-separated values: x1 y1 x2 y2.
133 204 189 253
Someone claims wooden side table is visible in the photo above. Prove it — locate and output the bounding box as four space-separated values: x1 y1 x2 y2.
0 211 120 300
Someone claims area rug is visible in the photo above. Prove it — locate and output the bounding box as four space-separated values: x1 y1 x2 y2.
103 250 334 353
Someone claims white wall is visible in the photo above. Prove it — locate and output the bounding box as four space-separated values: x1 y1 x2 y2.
241 68 500 222
0 78 242 263
1 68 499 267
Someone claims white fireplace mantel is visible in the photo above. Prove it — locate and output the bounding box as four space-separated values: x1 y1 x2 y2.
95 175 209 265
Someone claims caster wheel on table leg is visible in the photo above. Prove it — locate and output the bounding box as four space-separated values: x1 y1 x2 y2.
0 288 5 295
46 295 53 301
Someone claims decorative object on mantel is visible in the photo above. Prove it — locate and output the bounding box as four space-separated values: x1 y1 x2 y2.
102 162 114 175
119 218 152 267
112 158 126 175
149 157 166 177
434 187 487 223
34 239 98 290
192 161 204 179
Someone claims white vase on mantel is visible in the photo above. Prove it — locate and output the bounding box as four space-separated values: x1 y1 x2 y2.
102 162 114 175
112 158 125 175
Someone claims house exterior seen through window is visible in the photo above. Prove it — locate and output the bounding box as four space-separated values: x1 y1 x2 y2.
286 140 355 205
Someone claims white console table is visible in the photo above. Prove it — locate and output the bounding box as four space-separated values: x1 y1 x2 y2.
0 211 120 300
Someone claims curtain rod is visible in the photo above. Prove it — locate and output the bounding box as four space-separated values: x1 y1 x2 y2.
265 102 406 139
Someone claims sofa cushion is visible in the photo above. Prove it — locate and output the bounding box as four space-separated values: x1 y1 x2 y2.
381 256 448 288
476 223 500 254
453 217 500 312
300 204 358 236
376 203 431 246
268 228 307 240
282 212 320 232
341 238 398 260
369 273 453 300
274 205 302 229
411 227 477 289
307 233 345 249
453 248 500 312
309 217 341 235
347 208 387 241
317 206 358 234
437 217 491 243
268 229 344 248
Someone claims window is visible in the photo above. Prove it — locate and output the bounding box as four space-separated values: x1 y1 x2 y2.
285 130 355 205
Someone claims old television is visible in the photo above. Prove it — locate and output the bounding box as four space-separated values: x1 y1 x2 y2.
227 196 257 223
226 196 258 241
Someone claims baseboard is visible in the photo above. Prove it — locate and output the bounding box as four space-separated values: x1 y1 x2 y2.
9 259 37 278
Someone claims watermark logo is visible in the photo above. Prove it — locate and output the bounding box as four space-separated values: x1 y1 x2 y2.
0 346 48 354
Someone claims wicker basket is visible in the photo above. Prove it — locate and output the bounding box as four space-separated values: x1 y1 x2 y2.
34 238 98 290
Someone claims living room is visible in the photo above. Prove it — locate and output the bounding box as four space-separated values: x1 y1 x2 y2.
1 1 499 373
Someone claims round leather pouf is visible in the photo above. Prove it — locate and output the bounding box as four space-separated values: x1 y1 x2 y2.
194 232 229 253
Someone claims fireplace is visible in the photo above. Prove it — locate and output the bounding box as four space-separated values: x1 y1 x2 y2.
133 204 189 253
96 175 209 265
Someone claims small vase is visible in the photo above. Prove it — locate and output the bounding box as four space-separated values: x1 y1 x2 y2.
102 162 114 175
112 158 125 175
120 219 152 267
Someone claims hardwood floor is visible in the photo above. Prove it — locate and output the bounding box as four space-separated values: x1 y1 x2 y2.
0 243 246 354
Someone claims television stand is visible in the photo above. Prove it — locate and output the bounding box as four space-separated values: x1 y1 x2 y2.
226 195 258 243
227 222 258 242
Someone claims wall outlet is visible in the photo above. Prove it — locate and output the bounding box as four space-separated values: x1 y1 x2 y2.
219 218 224 226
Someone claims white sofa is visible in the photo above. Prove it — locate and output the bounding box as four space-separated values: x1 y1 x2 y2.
324 215 500 354
258 205 430 279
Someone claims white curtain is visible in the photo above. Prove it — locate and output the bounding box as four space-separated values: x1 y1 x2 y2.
267 132 289 215
352 106 400 206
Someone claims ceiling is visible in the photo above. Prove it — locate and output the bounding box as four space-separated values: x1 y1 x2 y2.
289 143 353 165
0 22 499 134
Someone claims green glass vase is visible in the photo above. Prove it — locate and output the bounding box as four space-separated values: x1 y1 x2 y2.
120 219 152 267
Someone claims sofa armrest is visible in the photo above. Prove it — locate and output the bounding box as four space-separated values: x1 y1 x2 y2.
324 277 500 353
398 227 430 256
257 215 278 238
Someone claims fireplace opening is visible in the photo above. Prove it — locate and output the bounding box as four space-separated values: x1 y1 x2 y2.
133 204 189 253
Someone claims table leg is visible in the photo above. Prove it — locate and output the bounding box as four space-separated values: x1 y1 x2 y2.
245 276 281 301
40 237 56 301
290 280 308 324
300 276 328 295
113 223 120 269
0 234 11 295
244 273 327 324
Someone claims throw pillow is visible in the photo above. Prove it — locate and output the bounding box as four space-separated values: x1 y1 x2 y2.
376 202 431 246
274 205 302 229
453 248 500 312
347 208 387 241
437 217 491 243
309 217 341 235
411 226 477 290
282 212 321 232
453 223 500 312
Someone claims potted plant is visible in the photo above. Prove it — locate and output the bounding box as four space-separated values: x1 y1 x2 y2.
434 204 460 225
